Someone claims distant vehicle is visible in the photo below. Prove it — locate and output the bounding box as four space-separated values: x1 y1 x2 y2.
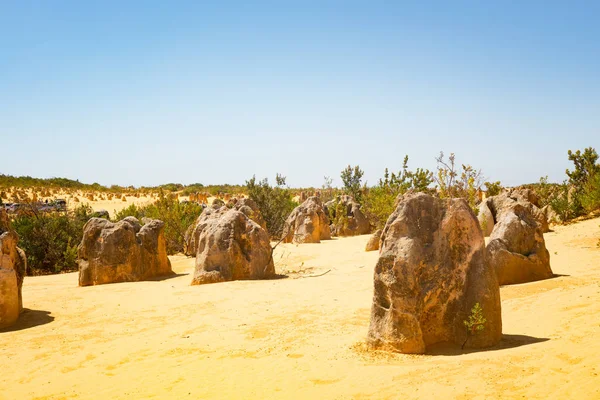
52 199 67 211
3 203 21 213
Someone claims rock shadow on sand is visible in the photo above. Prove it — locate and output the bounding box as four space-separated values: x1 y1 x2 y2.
425 334 549 356
498 273 571 288
0 309 54 333
268 273 289 280
147 272 190 282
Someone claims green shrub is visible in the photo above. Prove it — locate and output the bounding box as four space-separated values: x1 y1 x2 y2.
340 165 365 204
113 203 146 221
531 176 586 222
566 147 600 216
246 174 297 239
547 182 578 222
181 183 205 196
327 197 349 231
484 181 503 197
159 183 184 192
581 173 600 213
534 176 557 207
12 204 94 274
202 184 245 196
435 152 483 212
462 302 486 349
147 192 203 254
114 191 203 254
363 156 433 229
363 186 397 229
535 147 600 221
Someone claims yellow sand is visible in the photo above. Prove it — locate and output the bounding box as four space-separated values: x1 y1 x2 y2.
5 188 158 214
5 187 226 215
75 195 223 214
1 218 599 399
74 195 156 214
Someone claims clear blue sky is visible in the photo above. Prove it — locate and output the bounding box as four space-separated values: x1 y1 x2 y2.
1 1 598 188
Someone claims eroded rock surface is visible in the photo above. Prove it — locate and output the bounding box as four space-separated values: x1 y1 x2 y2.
487 203 553 285
325 195 371 237
78 217 173 286
480 189 549 235
184 198 267 256
368 193 502 354
283 197 331 244
191 209 275 285
0 209 26 328
365 229 382 252
477 201 495 237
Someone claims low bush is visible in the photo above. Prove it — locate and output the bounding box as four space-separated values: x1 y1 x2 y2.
547 182 578 222
113 203 146 220
532 148 600 221
533 176 558 207
159 183 184 192
12 204 96 274
435 151 483 212
181 183 205 196
484 181 503 197
246 174 297 239
327 197 349 231
581 172 600 213
114 191 203 254
565 147 600 216
340 165 365 204
363 156 433 229
462 302 486 349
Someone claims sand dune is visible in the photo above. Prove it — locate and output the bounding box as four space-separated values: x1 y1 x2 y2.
1 218 599 399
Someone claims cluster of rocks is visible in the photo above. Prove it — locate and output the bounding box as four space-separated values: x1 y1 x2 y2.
478 188 552 236
282 195 372 244
282 197 331 244
325 195 371 237
75 197 274 288
367 193 502 353
367 188 557 354
5 184 557 354
478 188 553 285
78 217 173 286
184 198 275 285
184 198 267 256
0 209 27 329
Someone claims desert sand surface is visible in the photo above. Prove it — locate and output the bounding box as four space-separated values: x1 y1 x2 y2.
75 195 222 215
5 188 158 214
4 187 225 215
74 195 155 214
1 218 599 400
72 195 209 215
